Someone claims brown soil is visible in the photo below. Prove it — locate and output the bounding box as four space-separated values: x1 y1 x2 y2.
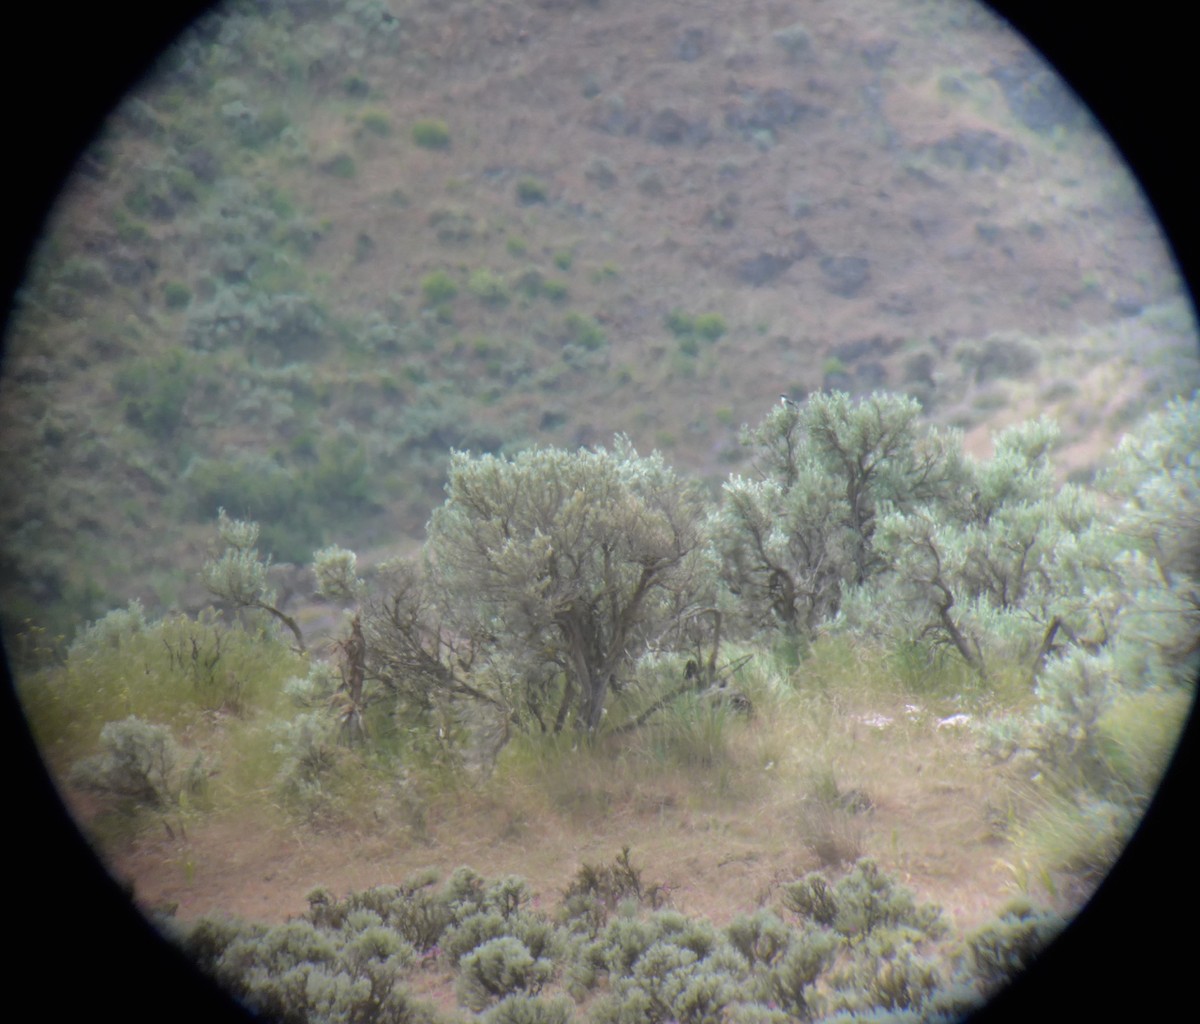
86 707 1081 936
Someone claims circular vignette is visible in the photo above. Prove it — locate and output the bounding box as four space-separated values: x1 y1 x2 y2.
2 3 1197 1023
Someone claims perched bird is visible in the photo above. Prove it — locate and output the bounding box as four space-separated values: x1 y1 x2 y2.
780 394 799 409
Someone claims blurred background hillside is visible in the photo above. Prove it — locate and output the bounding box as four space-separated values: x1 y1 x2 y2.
2 0 1196 638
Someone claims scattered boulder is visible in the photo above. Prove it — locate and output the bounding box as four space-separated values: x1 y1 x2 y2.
956 334 1041 383
589 94 640 136
1112 293 1146 318
182 145 222 184
737 253 790 286
733 231 812 285
646 107 711 146
723 86 816 135
772 22 812 63
852 360 889 392
990 54 1086 133
819 255 871 297
929 129 1021 172
902 350 938 387
584 157 618 189
635 167 665 197
860 38 898 70
674 26 709 62
107 247 158 287
831 335 901 364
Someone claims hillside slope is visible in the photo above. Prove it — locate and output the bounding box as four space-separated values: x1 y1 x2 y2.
1 0 1196 636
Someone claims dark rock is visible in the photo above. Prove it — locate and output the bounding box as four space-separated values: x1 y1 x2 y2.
975 223 1003 244
647 108 711 146
831 335 899 363
675 27 708 62
584 157 618 189
823 369 855 392
738 253 790 285
724 87 815 134
877 291 917 316
861 38 898 70
990 55 1086 134
735 234 811 286
789 230 816 261
635 167 665 196
589 96 640 136
959 335 1041 383
930 129 1021 171
183 146 221 184
902 350 937 386
1112 294 1145 318
819 255 871 298
108 249 157 287
773 22 812 63
854 360 889 391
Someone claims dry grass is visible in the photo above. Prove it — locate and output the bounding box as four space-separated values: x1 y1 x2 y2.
93 643 1037 937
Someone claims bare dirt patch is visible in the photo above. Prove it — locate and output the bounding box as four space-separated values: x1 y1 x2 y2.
91 706 1083 938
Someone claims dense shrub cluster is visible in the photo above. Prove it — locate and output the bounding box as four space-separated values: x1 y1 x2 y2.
172 910 434 1024
164 852 1070 1023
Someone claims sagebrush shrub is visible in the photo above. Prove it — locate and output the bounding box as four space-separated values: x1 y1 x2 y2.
456 936 553 1011
66 600 149 659
305 880 450 952
562 847 665 931
481 994 574 1024
726 910 792 968
834 931 943 1014
965 898 1065 990
780 875 838 928
173 900 437 1024
592 936 748 1024
420 270 458 306
443 911 510 963
783 860 943 941
411 118 451 149
70 716 206 810
761 929 837 1018
273 711 349 821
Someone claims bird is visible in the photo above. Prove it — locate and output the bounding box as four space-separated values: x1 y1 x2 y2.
780 394 799 409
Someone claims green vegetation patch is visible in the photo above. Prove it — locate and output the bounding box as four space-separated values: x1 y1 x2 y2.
411 118 451 149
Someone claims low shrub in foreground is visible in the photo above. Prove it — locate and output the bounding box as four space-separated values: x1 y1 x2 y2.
165 853 1067 1023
